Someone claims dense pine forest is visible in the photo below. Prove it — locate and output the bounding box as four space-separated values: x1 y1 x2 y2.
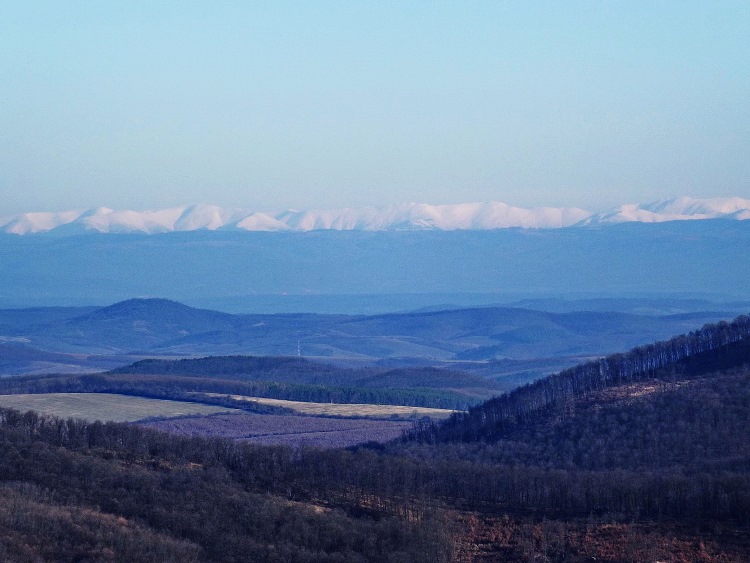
0 316 749 560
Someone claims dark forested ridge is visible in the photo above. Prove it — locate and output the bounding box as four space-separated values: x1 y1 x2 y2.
407 314 750 443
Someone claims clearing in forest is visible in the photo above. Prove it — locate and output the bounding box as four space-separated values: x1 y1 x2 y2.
0 393 240 422
204 393 457 419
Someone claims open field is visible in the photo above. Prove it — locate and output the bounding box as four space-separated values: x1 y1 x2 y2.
140 413 413 448
204 392 457 419
0 393 240 422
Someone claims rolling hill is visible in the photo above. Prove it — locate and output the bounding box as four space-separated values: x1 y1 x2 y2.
0 298 741 383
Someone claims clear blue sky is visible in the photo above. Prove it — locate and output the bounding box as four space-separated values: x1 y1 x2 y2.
1 1 748 214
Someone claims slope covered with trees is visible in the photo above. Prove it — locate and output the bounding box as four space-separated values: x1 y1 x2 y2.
406 314 750 443
0 408 452 562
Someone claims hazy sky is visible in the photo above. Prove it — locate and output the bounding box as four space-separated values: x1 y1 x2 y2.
1 1 748 214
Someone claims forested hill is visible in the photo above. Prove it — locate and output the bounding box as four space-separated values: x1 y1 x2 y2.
408 314 750 443
111 355 499 391
112 355 345 380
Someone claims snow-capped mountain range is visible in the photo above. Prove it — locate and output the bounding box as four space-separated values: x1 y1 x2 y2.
1 197 748 235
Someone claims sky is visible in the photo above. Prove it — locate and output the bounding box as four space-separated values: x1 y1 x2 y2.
1 1 748 214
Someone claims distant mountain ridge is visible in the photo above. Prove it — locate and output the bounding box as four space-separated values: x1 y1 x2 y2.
2 196 748 235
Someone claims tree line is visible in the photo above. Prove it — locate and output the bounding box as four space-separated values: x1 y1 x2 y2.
0 371 473 410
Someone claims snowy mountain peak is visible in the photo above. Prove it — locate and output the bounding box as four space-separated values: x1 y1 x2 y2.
579 196 750 226
1 197 748 235
0 202 591 235
0 210 84 234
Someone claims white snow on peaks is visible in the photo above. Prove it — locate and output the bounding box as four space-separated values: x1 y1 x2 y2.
0 202 591 234
173 204 252 231
77 207 180 234
234 212 291 231
275 202 590 231
579 197 750 226
2 197 748 235
0 210 84 234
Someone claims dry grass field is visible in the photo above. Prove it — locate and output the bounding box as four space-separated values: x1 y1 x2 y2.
141 413 413 448
0 393 240 422
204 393 457 419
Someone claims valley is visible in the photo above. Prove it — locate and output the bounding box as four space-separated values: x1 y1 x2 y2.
0 311 748 560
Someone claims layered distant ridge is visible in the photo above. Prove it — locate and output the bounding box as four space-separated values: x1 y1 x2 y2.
1 197 748 235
